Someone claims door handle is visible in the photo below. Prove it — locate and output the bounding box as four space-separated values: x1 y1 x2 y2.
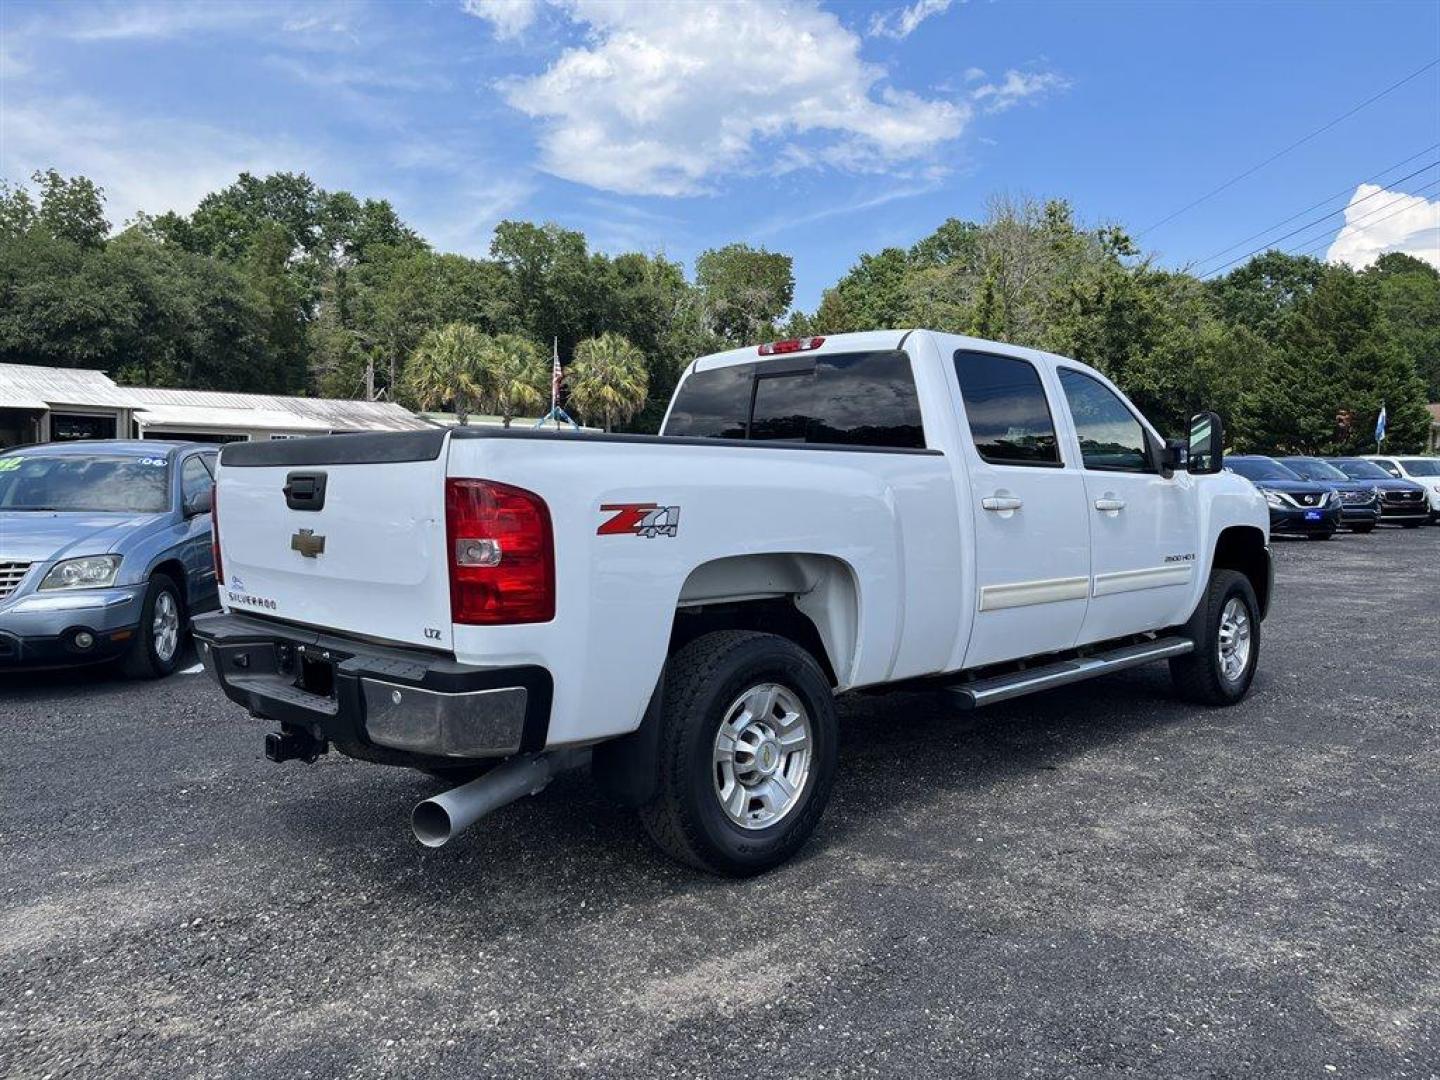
982 496 1024 512
1094 498 1127 512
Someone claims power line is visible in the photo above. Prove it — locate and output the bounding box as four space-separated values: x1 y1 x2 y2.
1138 57 1440 238
1187 144 1440 272
1287 179 1440 260
1196 161 1440 277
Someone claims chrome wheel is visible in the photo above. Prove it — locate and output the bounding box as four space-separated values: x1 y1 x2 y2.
712 682 813 830
1216 596 1251 682
152 589 180 663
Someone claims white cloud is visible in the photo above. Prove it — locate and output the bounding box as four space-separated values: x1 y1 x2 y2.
1326 183 1440 271
462 0 540 39
470 0 967 196
0 95 312 226
869 0 955 41
968 69 1069 113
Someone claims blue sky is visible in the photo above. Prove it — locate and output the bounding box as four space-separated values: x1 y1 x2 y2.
2 0 1437 309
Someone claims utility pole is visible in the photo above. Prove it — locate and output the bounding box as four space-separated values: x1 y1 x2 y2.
365 357 375 401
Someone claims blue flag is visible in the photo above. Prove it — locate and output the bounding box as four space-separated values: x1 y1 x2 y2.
1375 404 1387 444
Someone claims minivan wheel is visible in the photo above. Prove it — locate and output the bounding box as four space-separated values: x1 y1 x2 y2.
639 630 837 876
122 575 185 679
1170 569 1260 706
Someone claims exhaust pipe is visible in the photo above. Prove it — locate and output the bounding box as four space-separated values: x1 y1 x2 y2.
411 748 591 848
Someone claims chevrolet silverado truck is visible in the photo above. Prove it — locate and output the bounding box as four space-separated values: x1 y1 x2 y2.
195 331 1272 875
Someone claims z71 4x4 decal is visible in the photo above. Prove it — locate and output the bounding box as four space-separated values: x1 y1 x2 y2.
598 503 681 538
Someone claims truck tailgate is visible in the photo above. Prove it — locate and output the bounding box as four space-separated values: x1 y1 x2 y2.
215 435 453 650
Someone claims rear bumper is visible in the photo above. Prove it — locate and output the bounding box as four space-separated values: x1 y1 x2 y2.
192 611 552 764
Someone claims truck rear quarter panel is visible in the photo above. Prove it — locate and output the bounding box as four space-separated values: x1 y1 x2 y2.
444 435 961 746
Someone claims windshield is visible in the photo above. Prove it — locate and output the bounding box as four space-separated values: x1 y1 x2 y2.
0 454 171 513
1280 458 1348 482
1330 458 1392 480
1228 457 1301 482
1398 458 1440 477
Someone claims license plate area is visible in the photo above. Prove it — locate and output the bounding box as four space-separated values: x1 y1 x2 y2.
1304 510 1322 521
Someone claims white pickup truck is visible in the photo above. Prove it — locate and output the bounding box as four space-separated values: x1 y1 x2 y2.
195 330 1272 875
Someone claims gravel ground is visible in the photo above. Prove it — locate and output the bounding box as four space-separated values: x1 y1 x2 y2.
2 527 1437 1079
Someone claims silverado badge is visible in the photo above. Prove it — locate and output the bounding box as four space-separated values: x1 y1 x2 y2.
290 528 326 558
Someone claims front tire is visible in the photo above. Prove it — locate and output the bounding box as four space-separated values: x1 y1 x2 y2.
1350 524 1375 535
1170 569 1260 706
122 575 185 679
638 631 838 876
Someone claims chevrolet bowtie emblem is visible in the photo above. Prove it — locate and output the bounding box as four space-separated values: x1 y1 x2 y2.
290 529 326 558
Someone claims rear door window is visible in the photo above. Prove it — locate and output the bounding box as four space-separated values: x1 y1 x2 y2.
666 350 925 449
953 350 1061 466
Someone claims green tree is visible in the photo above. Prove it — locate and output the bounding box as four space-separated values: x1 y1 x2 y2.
482 333 549 426
1367 252 1440 401
567 332 648 431
405 323 490 424
694 243 794 344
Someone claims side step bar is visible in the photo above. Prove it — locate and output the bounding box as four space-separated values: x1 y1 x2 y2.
949 636 1194 709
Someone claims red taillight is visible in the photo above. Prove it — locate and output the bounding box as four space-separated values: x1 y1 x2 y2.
212 486 224 586
758 336 825 356
445 478 554 625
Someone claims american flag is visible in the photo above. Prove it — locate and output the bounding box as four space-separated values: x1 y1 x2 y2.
550 337 562 411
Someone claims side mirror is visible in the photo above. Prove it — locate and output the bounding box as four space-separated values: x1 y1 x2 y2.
1187 411 1224 474
184 488 213 517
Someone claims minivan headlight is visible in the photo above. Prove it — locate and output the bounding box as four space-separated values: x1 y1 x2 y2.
40 555 122 591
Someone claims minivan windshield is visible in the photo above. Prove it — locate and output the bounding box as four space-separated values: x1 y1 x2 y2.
1329 458 1392 481
0 454 171 512
1398 458 1440 477
1280 458 1348 482
1227 457 1301 482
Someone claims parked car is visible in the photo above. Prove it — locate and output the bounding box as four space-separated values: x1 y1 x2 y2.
1324 457 1430 528
0 440 218 676
1275 457 1379 533
196 330 1272 875
1225 456 1340 539
1362 454 1440 523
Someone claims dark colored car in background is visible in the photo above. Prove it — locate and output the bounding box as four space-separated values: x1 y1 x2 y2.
1226 455 1341 539
1324 458 1430 528
1277 457 1379 533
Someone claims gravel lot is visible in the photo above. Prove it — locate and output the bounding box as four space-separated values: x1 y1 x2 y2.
2 527 1437 1079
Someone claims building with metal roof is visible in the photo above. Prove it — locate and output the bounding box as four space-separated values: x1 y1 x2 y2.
0 362 430 448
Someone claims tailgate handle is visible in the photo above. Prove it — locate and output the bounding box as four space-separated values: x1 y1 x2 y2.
283 471 327 512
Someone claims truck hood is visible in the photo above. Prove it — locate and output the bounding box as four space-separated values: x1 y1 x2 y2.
0 511 167 563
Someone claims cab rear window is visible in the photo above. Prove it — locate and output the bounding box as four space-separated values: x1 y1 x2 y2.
665 350 925 449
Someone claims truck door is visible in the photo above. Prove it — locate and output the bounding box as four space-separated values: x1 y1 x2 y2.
1054 366 1199 644
952 349 1092 669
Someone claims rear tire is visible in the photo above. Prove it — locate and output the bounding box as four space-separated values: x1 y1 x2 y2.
122 575 185 679
1170 569 1260 706
638 630 837 876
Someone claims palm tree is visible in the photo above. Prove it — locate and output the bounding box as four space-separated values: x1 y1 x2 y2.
405 323 490 425
482 333 550 427
567 332 648 432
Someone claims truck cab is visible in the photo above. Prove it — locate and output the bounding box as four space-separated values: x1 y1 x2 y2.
196 331 1271 875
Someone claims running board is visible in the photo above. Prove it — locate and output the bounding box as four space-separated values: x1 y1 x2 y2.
949 636 1194 709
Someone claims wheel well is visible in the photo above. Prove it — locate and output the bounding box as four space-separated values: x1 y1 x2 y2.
669 553 860 687
149 559 188 611
1212 526 1270 618
671 599 838 686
